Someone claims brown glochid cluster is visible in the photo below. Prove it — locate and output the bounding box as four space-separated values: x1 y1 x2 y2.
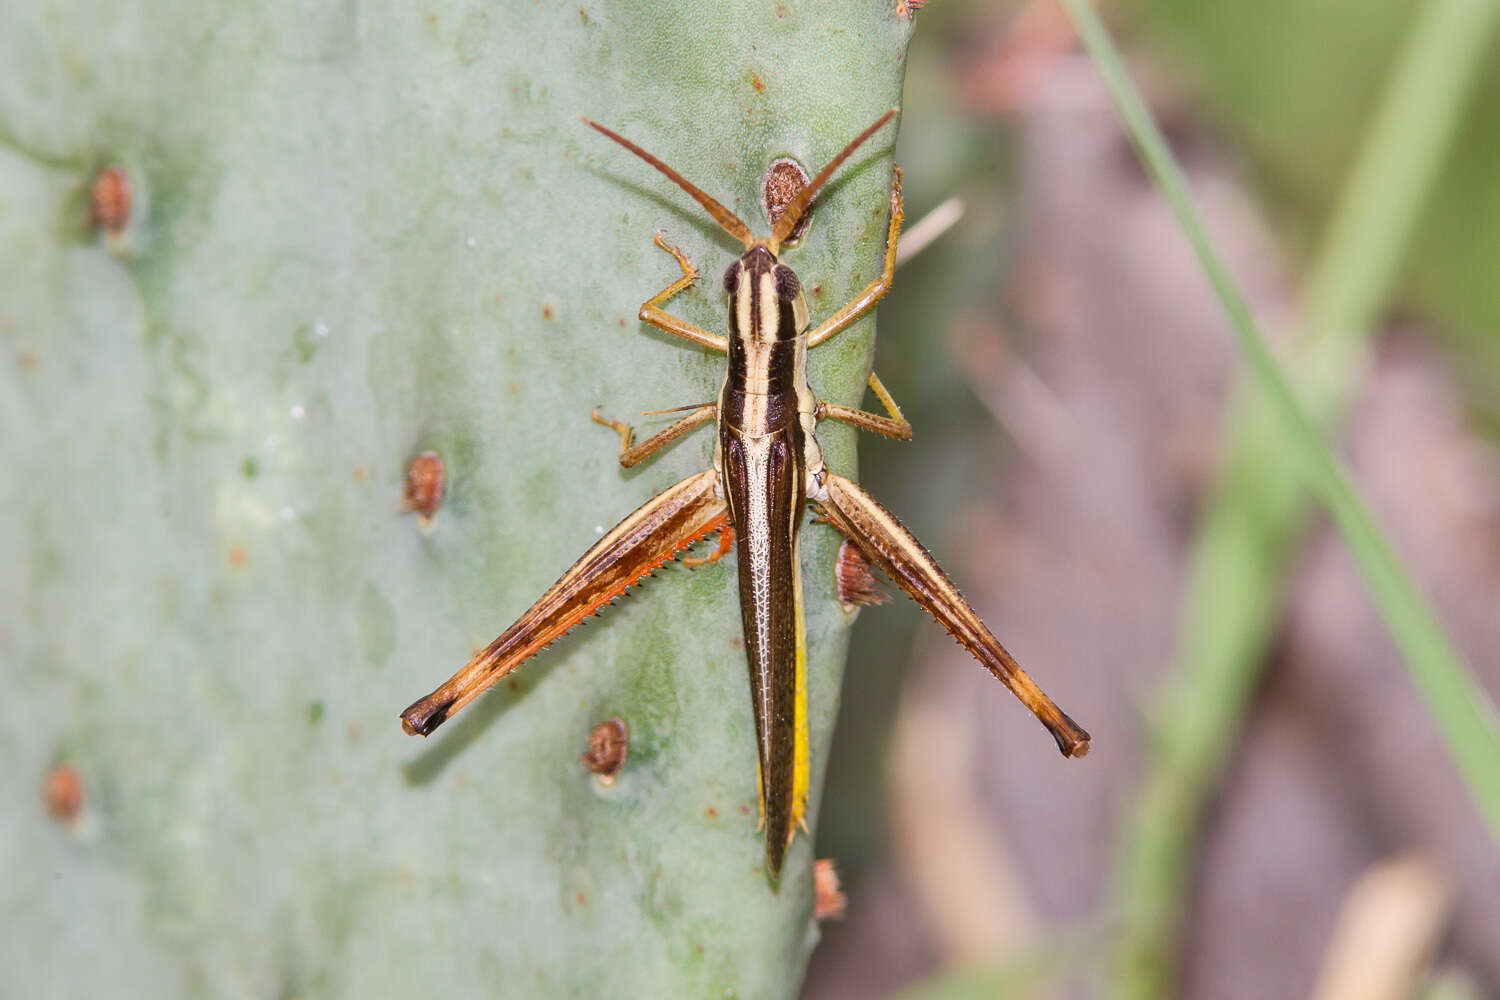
582 716 628 784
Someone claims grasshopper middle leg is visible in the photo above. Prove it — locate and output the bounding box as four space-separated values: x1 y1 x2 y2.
591 403 717 468
816 371 912 441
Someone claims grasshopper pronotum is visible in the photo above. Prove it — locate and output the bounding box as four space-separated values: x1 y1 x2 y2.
401 110 1089 880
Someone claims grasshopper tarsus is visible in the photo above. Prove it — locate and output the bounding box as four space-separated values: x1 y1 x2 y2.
652 230 697 279
682 526 733 567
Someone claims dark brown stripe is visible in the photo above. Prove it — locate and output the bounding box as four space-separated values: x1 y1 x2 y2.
727 332 747 392
776 297 799 342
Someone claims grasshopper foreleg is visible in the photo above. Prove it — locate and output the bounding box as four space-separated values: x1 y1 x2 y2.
638 232 729 353
805 168 904 349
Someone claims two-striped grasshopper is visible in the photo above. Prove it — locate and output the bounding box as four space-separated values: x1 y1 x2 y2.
401 110 1089 880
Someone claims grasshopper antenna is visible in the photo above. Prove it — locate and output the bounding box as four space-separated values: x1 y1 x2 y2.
583 117 754 248
769 108 899 252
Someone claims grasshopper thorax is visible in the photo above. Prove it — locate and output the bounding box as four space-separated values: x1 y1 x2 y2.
724 245 810 346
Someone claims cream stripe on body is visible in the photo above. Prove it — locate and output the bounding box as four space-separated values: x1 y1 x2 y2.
741 433 776 732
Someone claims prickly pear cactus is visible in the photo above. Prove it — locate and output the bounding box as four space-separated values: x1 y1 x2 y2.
0 1 911 996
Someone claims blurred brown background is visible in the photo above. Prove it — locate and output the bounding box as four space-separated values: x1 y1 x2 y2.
804 2 1500 997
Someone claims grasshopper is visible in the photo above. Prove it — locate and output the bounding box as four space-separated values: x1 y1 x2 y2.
401 110 1089 879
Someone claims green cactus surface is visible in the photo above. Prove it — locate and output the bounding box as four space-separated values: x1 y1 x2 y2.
0 2 912 996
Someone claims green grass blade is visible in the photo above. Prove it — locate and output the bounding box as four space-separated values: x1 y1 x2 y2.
1053 0 1500 996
